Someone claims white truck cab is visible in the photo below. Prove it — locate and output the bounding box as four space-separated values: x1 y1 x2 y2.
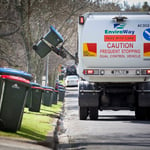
78 12 150 120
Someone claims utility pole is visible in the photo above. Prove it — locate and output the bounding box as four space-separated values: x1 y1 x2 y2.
45 54 49 86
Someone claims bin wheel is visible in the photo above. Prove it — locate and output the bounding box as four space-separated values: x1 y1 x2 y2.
89 107 98 120
79 107 88 120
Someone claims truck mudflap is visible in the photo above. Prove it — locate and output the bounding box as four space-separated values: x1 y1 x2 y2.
79 90 100 107
136 82 150 107
78 81 101 107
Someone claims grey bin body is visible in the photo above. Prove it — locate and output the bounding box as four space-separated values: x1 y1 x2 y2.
0 78 2 99
29 86 43 112
59 89 65 102
53 90 58 104
43 26 64 47
25 82 41 108
42 87 54 106
25 87 32 108
0 75 30 132
33 26 64 58
33 40 52 58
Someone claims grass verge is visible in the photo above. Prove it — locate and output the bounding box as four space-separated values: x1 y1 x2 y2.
0 102 62 141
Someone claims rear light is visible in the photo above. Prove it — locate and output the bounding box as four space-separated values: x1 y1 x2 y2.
83 69 94 75
83 69 99 75
87 70 94 74
79 16 84 24
141 69 150 75
146 70 150 75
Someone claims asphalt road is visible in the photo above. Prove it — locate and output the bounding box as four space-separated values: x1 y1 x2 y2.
58 87 150 150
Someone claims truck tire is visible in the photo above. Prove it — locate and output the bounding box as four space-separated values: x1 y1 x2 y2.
147 108 150 120
79 107 88 120
135 107 146 120
89 107 98 120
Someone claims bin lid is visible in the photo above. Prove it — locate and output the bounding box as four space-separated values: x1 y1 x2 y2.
54 90 59 92
58 89 65 92
43 86 54 91
0 75 30 84
0 68 33 81
31 86 44 90
50 26 64 42
30 82 41 87
58 85 65 89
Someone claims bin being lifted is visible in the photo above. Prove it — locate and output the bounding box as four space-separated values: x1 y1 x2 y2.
33 26 64 58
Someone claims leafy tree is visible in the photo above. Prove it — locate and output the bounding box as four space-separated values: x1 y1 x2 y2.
0 0 124 85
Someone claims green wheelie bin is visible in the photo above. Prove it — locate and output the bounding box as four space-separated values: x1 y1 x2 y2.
0 75 30 132
42 86 54 106
29 85 43 112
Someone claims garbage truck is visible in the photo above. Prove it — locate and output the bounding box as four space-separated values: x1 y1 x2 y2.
78 12 150 120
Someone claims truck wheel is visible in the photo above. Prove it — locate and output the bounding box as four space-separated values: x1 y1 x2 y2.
135 107 146 120
147 108 150 120
89 107 98 120
79 107 88 120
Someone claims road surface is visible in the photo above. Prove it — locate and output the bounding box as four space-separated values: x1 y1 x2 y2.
58 87 150 150
0 137 51 150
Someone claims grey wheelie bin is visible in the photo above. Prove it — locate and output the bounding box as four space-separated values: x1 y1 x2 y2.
25 82 41 108
58 89 65 102
55 82 65 91
33 25 64 58
42 86 54 106
32 39 52 58
52 90 58 105
43 26 64 47
29 85 43 112
0 75 30 132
